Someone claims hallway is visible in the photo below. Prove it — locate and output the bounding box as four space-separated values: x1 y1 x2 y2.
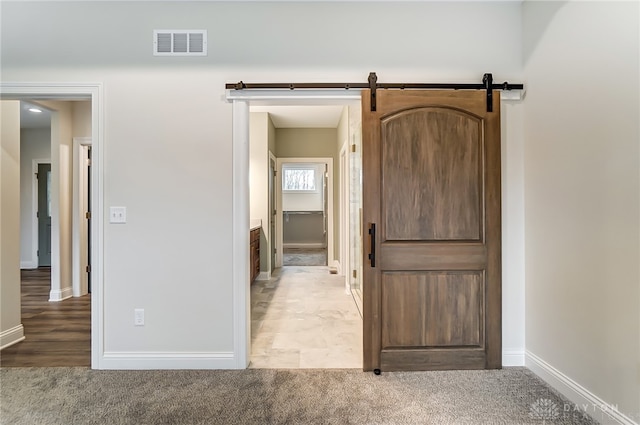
0 268 91 367
250 267 362 368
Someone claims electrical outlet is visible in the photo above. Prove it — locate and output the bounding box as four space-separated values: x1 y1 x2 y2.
134 308 144 326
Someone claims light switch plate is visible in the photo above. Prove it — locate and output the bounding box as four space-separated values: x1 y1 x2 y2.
134 308 144 326
110 206 127 223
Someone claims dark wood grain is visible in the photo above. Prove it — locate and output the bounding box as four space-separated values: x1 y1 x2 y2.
0 268 91 367
380 348 486 371
381 271 483 348
362 91 382 371
382 108 482 241
484 91 503 369
379 243 486 270
250 228 260 282
362 89 502 371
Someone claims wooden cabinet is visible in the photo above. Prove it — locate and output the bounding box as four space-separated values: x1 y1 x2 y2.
250 228 260 283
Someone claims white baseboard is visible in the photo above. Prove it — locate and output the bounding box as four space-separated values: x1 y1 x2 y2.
256 272 270 281
332 260 341 275
526 350 637 425
502 349 525 366
100 351 237 369
0 325 25 350
20 260 38 269
49 286 73 302
283 243 326 249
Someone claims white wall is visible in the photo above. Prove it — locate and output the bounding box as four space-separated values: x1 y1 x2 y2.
19 128 51 269
336 106 349 269
501 100 525 366
523 1 639 422
337 107 348 153
0 100 25 349
348 103 364 293
250 112 271 276
0 1 525 368
72 101 91 137
38 100 74 301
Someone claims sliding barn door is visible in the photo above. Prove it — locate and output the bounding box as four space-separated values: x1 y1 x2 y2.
362 90 501 371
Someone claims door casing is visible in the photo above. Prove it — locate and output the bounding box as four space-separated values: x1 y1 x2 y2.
1 82 103 369
37 163 52 267
227 90 361 367
31 159 51 269
339 141 350 292
269 152 277 274
72 137 92 297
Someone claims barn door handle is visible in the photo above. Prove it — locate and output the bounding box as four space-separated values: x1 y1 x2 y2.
368 223 376 267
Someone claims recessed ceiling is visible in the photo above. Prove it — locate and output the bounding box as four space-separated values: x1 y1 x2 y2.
250 105 345 128
20 101 51 129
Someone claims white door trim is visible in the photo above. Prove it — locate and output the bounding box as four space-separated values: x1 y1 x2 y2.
227 89 361 368
339 142 350 294
231 99 251 369
1 82 104 369
268 151 277 276
29 159 51 270
72 137 92 297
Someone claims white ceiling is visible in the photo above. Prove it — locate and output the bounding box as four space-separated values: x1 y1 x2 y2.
250 105 345 128
20 101 51 129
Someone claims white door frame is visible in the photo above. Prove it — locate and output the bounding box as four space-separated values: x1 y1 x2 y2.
227 89 361 368
268 151 277 275
339 142 350 293
1 82 104 369
72 137 92 297
276 157 334 268
30 158 51 269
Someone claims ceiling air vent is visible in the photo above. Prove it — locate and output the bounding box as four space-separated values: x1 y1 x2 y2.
153 30 207 56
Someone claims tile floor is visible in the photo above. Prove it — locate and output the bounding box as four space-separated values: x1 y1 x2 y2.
283 248 327 266
250 266 363 369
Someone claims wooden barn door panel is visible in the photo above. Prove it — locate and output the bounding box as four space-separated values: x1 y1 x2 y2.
362 90 501 371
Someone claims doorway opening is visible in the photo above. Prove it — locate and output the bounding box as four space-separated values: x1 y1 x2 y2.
280 160 330 267
2 100 93 367
0 84 102 368
245 100 363 368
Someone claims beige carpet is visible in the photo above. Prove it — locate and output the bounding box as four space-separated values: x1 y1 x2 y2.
0 367 599 424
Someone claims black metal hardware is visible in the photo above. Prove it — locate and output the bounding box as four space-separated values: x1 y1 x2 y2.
374 369 381 375
483 73 493 112
368 223 376 268
226 73 524 113
368 72 378 112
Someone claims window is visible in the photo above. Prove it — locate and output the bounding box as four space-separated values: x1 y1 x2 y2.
283 167 317 192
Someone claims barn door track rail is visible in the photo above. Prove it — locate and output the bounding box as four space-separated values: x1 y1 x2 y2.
225 72 524 112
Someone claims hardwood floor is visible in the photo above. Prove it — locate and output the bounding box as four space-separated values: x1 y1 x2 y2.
0 268 91 367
